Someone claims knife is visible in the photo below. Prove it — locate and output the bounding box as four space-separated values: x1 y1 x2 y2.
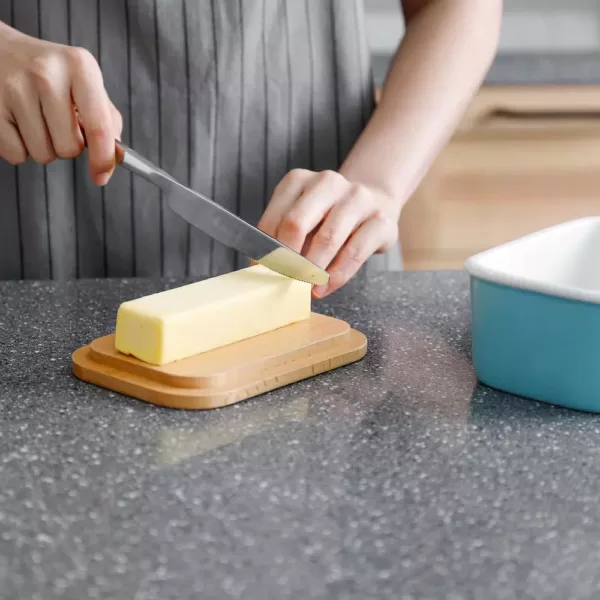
112 140 329 285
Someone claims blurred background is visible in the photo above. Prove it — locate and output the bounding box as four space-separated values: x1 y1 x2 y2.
365 0 600 270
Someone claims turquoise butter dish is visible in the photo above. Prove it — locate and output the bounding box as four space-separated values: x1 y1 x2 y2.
465 217 600 413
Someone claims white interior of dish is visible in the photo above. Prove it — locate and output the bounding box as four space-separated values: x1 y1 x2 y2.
464 217 600 303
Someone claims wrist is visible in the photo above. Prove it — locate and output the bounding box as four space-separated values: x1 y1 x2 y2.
339 155 407 216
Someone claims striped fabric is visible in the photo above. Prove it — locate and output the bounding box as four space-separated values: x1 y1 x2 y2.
0 0 400 281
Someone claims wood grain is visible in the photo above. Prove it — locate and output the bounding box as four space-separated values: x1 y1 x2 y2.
72 313 367 410
398 85 600 270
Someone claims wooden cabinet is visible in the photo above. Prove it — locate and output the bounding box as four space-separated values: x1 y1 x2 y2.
399 85 600 270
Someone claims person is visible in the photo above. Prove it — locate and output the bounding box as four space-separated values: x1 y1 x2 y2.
0 0 502 298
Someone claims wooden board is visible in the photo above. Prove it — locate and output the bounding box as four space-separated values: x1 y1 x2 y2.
72 313 367 410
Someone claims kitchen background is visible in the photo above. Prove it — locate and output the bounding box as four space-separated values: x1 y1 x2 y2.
364 0 600 270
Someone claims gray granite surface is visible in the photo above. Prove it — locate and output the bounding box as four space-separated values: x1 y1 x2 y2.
372 52 600 87
1 271 600 600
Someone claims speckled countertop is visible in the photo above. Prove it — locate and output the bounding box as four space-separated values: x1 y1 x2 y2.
1 271 600 600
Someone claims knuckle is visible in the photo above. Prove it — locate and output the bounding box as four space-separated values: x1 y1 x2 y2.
65 46 99 75
344 243 364 266
371 207 384 220
5 149 28 166
347 182 364 202
371 204 391 219
314 226 338 250
285 168 311 185
3 75 25 103
372 212 394 230
84 124 110 142
28 54 60 90
32 150 56 165
55 139 84 159
24 136 56 165
279 214 305 238
318 169 342 185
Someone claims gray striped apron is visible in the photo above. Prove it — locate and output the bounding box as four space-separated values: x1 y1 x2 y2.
0 0 400 281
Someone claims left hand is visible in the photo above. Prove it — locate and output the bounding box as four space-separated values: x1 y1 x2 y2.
258 169 400 298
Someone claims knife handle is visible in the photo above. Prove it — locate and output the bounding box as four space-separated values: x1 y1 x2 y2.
114 140 126 166
80 122 171 191
78 116 163 180
114 140 163 181
80 129 148 174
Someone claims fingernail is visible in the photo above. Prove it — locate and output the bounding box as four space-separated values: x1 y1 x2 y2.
96 167 114 186
313 285 328 298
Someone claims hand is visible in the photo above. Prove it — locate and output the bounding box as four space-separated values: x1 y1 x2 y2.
0 23 122 185
258 169 400 298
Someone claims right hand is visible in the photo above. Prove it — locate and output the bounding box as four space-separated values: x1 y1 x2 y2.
0 23 122 185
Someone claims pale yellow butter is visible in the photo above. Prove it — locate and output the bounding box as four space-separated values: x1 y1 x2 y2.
115 265 311 365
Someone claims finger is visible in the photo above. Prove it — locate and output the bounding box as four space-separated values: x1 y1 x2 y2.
40 80 84 159
304 186 373 269
68 47 116 185
10 83 56 164
0 117 28 165
258 169 313 237
109 99 123 140
314 217 395 299
276 170 347 252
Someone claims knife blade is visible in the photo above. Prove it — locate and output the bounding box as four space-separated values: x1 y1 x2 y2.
111 140 330 285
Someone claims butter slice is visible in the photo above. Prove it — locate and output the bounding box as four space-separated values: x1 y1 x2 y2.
115 265 311 365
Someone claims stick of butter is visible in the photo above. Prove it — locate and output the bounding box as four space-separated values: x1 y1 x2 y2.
115 265 312 365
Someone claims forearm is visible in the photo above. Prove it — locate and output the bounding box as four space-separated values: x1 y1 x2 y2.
340 0 503 208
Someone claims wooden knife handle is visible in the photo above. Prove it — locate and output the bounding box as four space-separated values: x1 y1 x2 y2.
114 139 125 166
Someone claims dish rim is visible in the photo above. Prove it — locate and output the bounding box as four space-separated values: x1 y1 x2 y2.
464 216 600 305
